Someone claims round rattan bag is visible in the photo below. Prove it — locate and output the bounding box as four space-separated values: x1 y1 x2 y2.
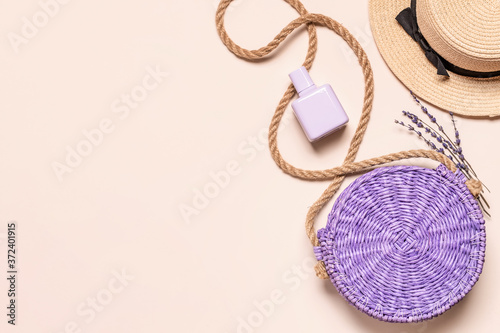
314 164 485 322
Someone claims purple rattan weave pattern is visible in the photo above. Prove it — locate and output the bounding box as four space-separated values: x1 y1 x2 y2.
314 164 486 322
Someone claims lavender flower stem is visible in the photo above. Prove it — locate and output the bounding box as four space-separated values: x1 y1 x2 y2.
405 108 484 184
415 115 490 192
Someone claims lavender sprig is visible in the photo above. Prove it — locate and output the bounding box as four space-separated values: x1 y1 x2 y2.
396 94 490 215
410 91 482 180
394 119 460 168
401 111 468 172
450 112 461 147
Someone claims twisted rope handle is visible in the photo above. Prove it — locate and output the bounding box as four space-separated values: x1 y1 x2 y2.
215 0 480 257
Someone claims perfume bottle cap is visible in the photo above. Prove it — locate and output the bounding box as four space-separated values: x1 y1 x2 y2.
289 66 315 94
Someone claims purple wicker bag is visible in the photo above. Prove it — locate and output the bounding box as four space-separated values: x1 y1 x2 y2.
314 164 485 322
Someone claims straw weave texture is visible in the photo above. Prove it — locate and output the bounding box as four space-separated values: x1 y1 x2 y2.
369 0 500 117
314 165 486 322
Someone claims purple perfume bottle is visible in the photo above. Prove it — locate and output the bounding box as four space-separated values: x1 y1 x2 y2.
289 67 349 142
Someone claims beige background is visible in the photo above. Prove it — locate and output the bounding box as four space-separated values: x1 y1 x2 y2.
1 0 499 332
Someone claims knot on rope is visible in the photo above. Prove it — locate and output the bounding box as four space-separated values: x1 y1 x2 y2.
466 179 482 197
314 261 329 279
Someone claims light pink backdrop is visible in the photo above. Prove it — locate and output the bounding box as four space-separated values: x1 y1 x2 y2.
0 0 498 332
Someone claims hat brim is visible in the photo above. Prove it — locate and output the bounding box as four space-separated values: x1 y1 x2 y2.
369 0 500 117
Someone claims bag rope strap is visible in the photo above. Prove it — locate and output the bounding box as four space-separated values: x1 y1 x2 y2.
215 0 481 278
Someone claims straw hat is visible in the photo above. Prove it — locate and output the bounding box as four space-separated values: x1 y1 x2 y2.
369 0 500 117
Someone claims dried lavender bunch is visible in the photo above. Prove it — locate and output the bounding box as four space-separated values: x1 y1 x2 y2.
394 120 463 170
399 110 468 171
395 93 490 215
410 92 480 179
